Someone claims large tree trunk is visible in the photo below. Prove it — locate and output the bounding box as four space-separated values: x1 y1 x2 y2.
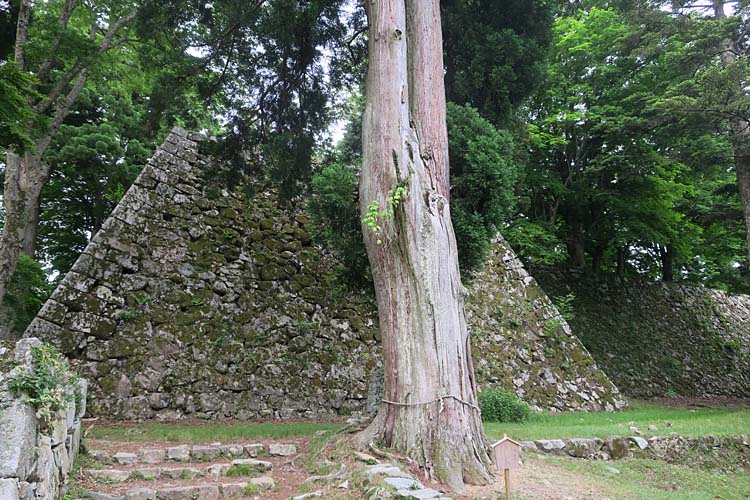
357 0 492 491
0 152 46 303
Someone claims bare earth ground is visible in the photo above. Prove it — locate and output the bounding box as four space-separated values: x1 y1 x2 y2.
459 455 620 500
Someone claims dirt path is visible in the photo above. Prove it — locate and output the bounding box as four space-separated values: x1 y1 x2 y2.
461 455 621 500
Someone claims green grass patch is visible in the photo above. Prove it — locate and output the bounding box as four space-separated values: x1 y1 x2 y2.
547 456 750 500
225 464 257 477
485 401 750 441
89 421 343 443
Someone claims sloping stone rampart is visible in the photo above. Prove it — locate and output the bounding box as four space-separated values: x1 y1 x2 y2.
535 269 750 398
24 128 624 419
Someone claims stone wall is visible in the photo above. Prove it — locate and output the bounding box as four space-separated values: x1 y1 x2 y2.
0 338 86 500
24 128 624 420
534 269 750 398
527 434 750 470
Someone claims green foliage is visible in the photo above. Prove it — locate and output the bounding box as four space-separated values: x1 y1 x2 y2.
504 219 567 266
307 163 371 289
9 343 82 425
1 255 52 332
447 103 519 273
441 0 554 127
0 61 41 152
362 184 407 245
552 293 576 322
225 464 255 477
478 388 531 423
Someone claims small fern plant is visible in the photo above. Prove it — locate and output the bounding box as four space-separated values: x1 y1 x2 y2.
9 343 82 426
363 184 408 245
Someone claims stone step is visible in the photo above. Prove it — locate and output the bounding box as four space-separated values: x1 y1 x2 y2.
86 459 273 484
88 442 297 465
83 477 275 500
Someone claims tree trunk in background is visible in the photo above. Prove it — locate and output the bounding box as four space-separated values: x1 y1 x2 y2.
616 246 627 281
21 190 43 258
737 157 750 266
713 0 750 265
0 152 47 303
660 245 674 282
357 0 492 491
566 219 586 270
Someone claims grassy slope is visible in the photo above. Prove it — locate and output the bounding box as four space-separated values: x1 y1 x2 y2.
545 456 750 500
485 401 750 441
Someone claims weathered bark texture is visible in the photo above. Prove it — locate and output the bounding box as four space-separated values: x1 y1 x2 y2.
358 0 493 491
0 153 49 303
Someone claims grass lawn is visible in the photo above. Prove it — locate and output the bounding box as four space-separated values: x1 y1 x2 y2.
88 421 344 442
89 401 750 445
544 455 750 500
484 400 750 441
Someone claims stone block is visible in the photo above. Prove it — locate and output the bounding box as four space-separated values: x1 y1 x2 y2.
220 482 248 498
114 452 138 465
205 463 231 479
166 445 190 461
230 459 272 472
125 487 157 500
190 445 220 461
385 477 423 490
159 467 201 479
132 468 161 480
0 401 37 480
268 443 297 456
219 444 244 458
243 444 264 457
140 449 165 464
365 464 413 480
156 484 219 500
0 479 19 500
396 488 443 499
566 438 602 458
604 437 630 459
628 436 649 450
88 469 132 483
536 439 567 453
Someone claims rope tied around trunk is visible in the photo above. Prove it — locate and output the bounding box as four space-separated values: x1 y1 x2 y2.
381 394 481 412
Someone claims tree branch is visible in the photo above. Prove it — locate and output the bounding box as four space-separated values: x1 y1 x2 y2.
14 0 32 71
36 0 81 84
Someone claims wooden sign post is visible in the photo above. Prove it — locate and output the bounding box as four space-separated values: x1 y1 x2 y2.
492 434 522 500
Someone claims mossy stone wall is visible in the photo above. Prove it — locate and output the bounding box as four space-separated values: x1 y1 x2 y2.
534 269 750 398
24 128 624 419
